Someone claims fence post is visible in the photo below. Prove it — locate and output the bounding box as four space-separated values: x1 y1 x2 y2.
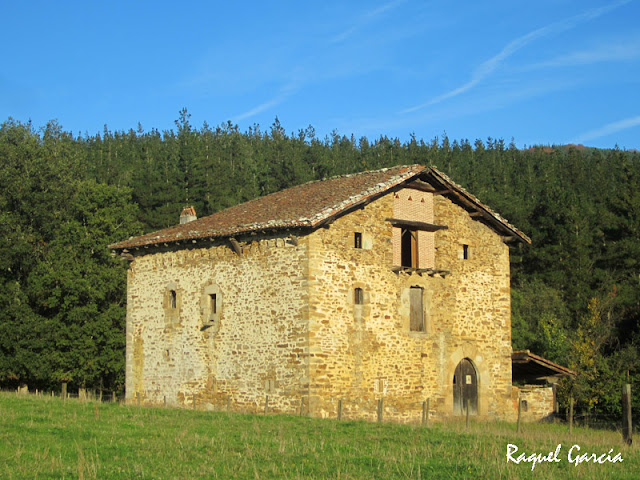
62 382 67 401
264 395 269 415
517 399 522 434
622 384 633 445
193 394 197 410
299 396 304 416
164 395 167 408
569 397 574 435
227 395 231 412
338 399 343 420
377 398 384 423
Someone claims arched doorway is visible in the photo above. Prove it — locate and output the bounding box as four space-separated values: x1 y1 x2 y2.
453 358 477 415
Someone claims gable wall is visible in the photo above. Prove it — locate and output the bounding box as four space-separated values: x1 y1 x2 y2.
306 188 514 421
125 234 310 412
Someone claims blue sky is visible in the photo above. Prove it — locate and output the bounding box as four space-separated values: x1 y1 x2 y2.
1 0 639 149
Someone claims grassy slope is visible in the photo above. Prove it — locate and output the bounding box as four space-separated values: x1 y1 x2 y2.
0 393 636 480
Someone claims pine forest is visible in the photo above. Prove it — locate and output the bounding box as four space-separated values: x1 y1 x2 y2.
1 110 639 419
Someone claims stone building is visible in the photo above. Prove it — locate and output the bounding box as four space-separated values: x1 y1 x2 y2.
109 164 562 421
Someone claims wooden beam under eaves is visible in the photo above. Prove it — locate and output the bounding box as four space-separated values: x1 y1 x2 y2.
385 218 448 232
404 179 437 192
229 237 242 255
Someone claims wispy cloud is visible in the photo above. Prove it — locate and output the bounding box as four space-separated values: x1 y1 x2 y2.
330 0 406 44
526 39 640 69
232 81 301 122
233 1 406 122
401 0 632 114
571 115 640 144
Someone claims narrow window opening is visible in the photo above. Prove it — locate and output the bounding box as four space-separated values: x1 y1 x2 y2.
401 229 418 268
354 232 362 249
463 244 469 260
169 290 177 309
209 293 217 314
409 286 424 332
354 287 364 305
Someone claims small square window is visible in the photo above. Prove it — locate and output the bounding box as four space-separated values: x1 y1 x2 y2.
169 290 177 309
354 232 362 249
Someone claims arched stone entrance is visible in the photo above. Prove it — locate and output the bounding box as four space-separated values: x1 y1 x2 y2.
453 358 478 415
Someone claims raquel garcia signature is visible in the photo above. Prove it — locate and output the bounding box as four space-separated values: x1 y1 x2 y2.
506 443 624 471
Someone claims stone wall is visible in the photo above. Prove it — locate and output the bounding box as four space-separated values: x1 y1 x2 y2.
306 188 514 421
515 385 556 422
126 185 516 421
125 233 310 412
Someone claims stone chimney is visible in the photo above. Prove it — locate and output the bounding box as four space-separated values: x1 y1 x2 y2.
180 206 197 224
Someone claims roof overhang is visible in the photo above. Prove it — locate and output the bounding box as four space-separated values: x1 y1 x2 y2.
512 350 576 384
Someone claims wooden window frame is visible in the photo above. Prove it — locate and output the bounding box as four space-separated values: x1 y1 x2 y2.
401 228 419 268
409 286 425 332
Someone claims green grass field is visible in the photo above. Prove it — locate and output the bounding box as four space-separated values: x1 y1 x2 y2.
0 392 636 479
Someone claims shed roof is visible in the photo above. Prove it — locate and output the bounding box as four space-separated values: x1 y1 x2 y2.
512 350 577 383
109 165 530 251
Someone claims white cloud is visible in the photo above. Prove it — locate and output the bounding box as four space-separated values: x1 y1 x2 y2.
232 81 301 122
527 40 640 69
330 0 406 44
401 0 633 114
571 115 640 144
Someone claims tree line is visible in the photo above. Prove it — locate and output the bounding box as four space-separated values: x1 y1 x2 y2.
1 110 638 418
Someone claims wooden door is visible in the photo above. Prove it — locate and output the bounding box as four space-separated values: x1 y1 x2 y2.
453 358 477 415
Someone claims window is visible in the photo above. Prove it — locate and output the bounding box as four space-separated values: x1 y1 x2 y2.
354 232 362 249
401 229 418 268
462 244 469 260
354 287 364 305
409 286 424 332
209 293 217 315
201 284 222 329
164 284 180 325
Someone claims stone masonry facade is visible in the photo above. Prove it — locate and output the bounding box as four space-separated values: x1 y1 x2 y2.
117 166 528 422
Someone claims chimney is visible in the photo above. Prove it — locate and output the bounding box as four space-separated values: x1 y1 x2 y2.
180 206 197 224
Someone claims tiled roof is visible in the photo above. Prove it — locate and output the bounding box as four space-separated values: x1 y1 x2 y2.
109 165 424 250
109 164 530 251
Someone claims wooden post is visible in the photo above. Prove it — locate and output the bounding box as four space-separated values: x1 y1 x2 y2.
137 392 141 406
193 394 197 410
622 384 633 445
422 401 427 425
569 397 574 435
62 382 67 401
517 399 522 434
227 395 231 411
377 398 384 423
299 397 304 416
264 395 269 415
163 395 167 408
465 398 470 429
338 399 343 420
